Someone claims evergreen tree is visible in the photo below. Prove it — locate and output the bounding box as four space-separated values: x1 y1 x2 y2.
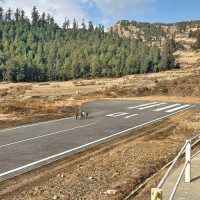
72 18 78 30
0 7 4 21
31 6 39 27
6 7 12 21
81 18 86 30
88 21 94 31
15 8 20 22
20 10 25 21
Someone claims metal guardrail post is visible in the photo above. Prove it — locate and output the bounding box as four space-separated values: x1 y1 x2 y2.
185 140 191 183
151 188 163 200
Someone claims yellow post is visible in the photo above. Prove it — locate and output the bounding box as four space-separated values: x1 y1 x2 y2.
151 188 163 200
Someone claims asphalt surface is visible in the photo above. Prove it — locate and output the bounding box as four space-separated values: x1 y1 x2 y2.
0 100 198 181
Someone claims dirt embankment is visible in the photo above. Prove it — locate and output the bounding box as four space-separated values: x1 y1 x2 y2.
0 110 199 200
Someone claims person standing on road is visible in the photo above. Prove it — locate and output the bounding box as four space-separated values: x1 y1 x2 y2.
86 112 89 118
82 111 85 118
76 113 79 120
80 111 83 120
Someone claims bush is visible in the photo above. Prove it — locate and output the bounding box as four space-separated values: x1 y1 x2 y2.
137 87 149 96
161 87 168 93
0 89 8 97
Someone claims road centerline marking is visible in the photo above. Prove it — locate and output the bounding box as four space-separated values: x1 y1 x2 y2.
0 105 195 179
0 117 74 133
128 102 158 109
106 112 123 116
165 104 191 112
138 102 167 110
0 123 96 148
106 112 128 117
154 104 181 111
124 114 138 119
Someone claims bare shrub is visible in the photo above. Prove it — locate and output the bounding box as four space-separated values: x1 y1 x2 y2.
0 89 8 97
136 87 150 96
0 101 26 113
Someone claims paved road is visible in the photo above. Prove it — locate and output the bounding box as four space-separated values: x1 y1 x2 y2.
0 100 198 181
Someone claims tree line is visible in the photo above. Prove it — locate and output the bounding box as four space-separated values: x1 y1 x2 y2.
0 6 178 82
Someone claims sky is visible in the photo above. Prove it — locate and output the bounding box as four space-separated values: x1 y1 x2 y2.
0 0 200 28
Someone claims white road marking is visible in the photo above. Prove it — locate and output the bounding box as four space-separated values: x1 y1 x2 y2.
106 112 128 117
128 102 158 109
165 104 191 112
124 114 138 119
0 123 96 148
106 112 122 116
138 102 167 110
154 104 181 111
0 105 195 178
0 117 74 133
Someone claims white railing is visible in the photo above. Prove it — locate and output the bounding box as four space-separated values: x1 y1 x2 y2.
151 133 200 200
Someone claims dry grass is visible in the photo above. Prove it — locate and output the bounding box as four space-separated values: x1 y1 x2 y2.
0 68 198 100
84 75 200 102
0 100 80 129
0 100 79 115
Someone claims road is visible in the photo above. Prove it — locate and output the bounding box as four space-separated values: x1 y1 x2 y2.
0 100 198 181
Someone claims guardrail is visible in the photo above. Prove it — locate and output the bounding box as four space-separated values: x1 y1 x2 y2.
151 133 200 200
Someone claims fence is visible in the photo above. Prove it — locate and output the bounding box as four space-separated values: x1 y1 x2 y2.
151 133 200 200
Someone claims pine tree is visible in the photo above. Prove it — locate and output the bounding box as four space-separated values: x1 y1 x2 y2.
7 7 12 21
81 18 86 30
15 8 20 22
41 12 46 27
62 18 67 29
31 6 39 27
0 7 4 21
73 18 77 30
88 21 94 31
20 10 25 21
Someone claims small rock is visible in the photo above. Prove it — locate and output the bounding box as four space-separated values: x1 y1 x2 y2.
104 190 118 195
52 195 59 200
112 173 119 178
89 176 94 180
32 191 37 196
60 174 65 178
35 187 39 191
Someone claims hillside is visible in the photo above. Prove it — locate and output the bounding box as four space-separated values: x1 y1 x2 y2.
107 20 200 46
108 20 200 75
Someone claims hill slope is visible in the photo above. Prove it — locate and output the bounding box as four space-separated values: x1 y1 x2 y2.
108 20 200 74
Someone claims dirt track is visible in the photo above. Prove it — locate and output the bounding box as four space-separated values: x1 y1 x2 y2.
0 110 199 200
